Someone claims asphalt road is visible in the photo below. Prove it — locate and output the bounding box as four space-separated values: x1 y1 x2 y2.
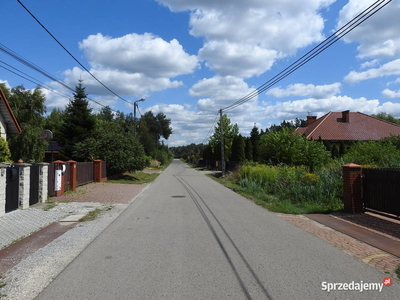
36 160 400 299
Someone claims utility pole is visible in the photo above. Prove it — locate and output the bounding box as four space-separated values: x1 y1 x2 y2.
133 98 145 135
219 109 225 177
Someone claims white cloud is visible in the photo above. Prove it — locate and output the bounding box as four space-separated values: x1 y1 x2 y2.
382 88 400 99
59 33 198 98
266 83 341 99
337 0 400 59
157 0 335 78
387 78 400 86
260 95 400 121
190 76 257 112
360 59 379 69
79 33 199 78
63 66 183 97
344 59 400 83
199 41 279 78
0 80 11 89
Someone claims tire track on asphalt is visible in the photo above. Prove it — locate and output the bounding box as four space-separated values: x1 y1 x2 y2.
174 172 273 300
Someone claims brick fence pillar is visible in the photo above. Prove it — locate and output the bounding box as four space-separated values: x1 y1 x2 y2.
14 163 31 209
52 160 66 197
0 163 7 217
66 160 77 191
342 163 363 213
93 160 102 183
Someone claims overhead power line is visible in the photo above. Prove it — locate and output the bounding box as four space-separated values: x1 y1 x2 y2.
0 44 115 109
221 0 392 112
202 112 220 145
0 43 74 92
17 0 138 106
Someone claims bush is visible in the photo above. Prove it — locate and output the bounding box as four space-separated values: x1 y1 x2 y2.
0 137 11 162
342 141 400 167
259 127 331 171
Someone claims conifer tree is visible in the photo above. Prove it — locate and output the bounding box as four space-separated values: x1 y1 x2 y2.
59 81 95 160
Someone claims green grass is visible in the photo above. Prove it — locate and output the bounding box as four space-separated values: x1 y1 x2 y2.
207 170 343 215
396 265 400 280
106 171 159 184
79 206 113 222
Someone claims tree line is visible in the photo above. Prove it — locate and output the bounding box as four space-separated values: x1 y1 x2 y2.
0 82 173 174
170 112 400 171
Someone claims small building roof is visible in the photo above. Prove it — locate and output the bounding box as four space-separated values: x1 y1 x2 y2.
294 111 400 141
0 87 22 134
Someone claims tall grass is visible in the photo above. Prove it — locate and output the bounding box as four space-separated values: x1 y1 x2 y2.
235 162 343 214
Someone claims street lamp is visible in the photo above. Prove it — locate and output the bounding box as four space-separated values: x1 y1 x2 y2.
134 98 145 136
134 98 145 121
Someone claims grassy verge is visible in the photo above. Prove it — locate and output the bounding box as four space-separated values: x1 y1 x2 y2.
106 171 160 184
207 170 343 215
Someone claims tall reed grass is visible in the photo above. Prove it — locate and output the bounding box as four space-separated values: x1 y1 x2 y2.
236 162 343 213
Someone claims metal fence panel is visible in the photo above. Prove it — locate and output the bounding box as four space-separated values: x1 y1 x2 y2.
6 166 20 213
363 168 400 216
77 162 94 186
29 164 40 205
48 163 55 197
102 161 107 179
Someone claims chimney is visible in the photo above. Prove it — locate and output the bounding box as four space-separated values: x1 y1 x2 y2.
342 110 350 123
307 115 317 125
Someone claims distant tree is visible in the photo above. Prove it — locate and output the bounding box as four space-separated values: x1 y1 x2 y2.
98 106 114 122
250 125 260 161
59 81 96 160
7 85 47 162
202 144 215 161
231 135 246 162
138 111 172 156
245 137 253 161
44 108 65 140
209 114 239 161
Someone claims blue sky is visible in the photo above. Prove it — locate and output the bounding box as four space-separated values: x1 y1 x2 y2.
1 0 400 146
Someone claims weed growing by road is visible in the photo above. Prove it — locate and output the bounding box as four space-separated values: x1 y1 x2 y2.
396 265 400 280
79 206 113 222
0 275 6 298
43 200 57 211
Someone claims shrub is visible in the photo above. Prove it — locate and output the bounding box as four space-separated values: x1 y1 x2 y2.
0 137 11 162
259 127 331 171
342 141 400 167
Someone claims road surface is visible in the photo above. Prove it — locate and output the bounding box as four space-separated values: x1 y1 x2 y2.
36 160 400 299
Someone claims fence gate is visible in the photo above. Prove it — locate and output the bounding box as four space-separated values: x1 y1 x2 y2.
48 163 55 197
6 166 20 213
362 168 400 216
29 164 40 205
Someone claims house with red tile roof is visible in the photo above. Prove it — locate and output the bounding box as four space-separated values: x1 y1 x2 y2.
0 87 21 140
295 110 400 142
